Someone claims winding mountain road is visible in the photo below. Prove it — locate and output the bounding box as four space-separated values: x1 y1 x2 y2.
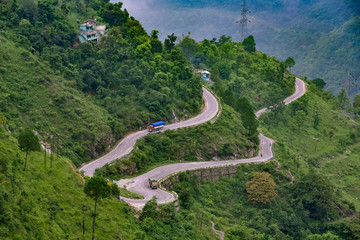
117 77 306 210
255 78 306 117
80 87 219 177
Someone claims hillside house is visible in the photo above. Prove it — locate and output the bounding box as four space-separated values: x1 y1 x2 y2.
79 19 106 43
194 69 213 85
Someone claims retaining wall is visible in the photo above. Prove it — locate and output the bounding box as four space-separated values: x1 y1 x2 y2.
160 165 238 191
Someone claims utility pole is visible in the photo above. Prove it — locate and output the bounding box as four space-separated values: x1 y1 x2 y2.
44 144 47 168
56 134 59 161
342 69 356 97
236 0 251 41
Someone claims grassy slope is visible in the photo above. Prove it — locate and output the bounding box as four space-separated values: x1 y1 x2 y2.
0 127 218 239
165 83 360 239
0 36 112 166
0 128 142 239
261 83 360 209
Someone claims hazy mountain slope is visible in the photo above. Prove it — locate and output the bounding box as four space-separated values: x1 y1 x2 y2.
119 0 360 97
296 16 360 95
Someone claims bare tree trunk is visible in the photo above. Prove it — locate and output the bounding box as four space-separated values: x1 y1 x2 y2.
51 136 54 168
50 150 53 168
56 136 59 160
44 147 47 168
92 198 98 240
23 151 28 171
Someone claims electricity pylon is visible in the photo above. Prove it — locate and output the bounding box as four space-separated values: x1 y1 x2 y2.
236 0 251 41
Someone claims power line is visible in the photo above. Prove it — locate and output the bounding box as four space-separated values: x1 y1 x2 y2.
236 0 251 41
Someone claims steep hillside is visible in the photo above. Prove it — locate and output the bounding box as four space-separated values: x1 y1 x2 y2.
120 0 360 97
0 0 202 166
176 36 295 110
261 82 360 211
0 127 140 239
0 127 219 239
95 36 294 179
96 104 256 179
295 16 360 96
0 36 113 167
123 81 360 239
1 1 360 239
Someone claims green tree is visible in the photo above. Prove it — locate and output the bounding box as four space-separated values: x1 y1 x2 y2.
246 172 277 204
305 232 340 240
0 113 6 126
164 33 177 52
242 35 256 53
284 57 295 73
109 182 120 197
177 35 200 62
222 87 236 107
179 188 192 209
342 213 360 239
141 196 159 220
18 129 40 171
313 112 320 129
150 30 163 53
101 2 129 27
84 177 111 240
150 30 159 39
354 94 360 108
235 97 259 136
292 173 336 219
38 0 55 24
217 35 232 46
312 78 326 89
295 110 306 131
227 225 265 239
353 94 360 115
338 88 352 113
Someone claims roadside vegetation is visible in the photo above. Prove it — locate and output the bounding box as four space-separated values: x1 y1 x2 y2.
95 105 256 179
0 126 221 239
96 33 296 179
0 0 202 166
170 82 360 239
0 127 141 239
177 34 295 110
1 0 360 239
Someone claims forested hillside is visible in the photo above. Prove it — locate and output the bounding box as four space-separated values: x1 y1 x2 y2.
120 0 360 97
1 0 360 239
0 126 220 239
0 0 202 166
96 34 294 178
176 35 295 109
108 70 360 239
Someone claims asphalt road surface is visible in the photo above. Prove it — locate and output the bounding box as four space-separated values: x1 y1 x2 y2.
119 134 274 210
79 87 219 177
119 78 306 210
255 78 305 117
